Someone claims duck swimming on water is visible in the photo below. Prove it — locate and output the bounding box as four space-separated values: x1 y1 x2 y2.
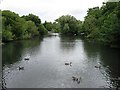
18 66 24 70
72 76 77 81
24 57 29 60
94 65 101 69
72 76 81 84
65 62 72 66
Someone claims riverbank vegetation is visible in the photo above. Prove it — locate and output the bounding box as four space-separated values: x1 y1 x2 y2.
54 2 120 47
82 2 120 47
2 10 48 42
2 1 120 47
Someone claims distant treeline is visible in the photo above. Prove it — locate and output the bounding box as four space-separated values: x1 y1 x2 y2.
1 1 120 47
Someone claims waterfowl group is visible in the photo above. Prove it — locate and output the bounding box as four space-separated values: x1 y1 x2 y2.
17 56 30 71
72 76 81 84
64 61 82 84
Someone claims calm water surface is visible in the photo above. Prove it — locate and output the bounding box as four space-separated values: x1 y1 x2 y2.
2 35 120 88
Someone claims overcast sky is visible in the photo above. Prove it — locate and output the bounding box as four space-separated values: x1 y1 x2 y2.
0 0 105 22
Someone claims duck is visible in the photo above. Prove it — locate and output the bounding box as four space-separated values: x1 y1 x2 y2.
77 80 80 84
24 57 29 60
95 65 101 69
65 62 72 66
72 76 81 84
72 76 77 81
18 66 24 70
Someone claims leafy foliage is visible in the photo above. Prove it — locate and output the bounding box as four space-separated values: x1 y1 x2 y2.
82 2 120 47
2 10 47 42
43 21 53 31
38 24 48 35
22 14 41 27
2 29 13 41
2 2 120 47
55 15 83 35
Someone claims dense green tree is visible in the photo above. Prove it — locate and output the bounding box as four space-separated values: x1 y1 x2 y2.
43 21 60 33
38 24 48 35
56 15 82 35
52 22 61 33
23 21 39 38
62 23 69 34
83 7 100 39
2 10 26 40
82 2 120 47
2 10 46 42
22 14 41 27
2 29 13 41
43 21 53 31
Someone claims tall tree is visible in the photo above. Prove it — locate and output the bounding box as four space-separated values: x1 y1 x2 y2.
22 14 41 27
56 15 82 35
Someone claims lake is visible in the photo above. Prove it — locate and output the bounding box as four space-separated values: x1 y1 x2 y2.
2 34 120 88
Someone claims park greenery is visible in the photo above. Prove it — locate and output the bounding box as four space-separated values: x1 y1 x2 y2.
2 1 120 47
2 10 47 42
82 2 120 47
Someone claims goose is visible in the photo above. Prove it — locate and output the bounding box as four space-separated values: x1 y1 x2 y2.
72 76 81 84
72 76 77 81
76 77 81 82
77 80 80 84
24 57 29 60
18 66 24 70
95 65 101 68
65 62 72 65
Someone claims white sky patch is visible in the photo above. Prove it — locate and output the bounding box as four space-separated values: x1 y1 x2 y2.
0 0 105 22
